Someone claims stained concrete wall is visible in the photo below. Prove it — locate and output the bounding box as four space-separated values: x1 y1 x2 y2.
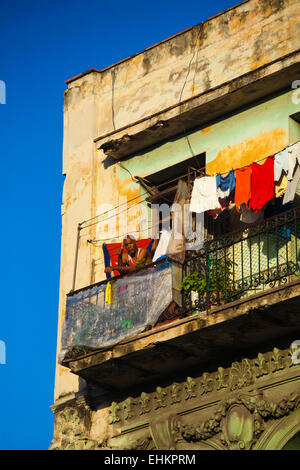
55 73 100 398
54 0 300 402
120 89 300 178
66 0 300 138
90 89 300 280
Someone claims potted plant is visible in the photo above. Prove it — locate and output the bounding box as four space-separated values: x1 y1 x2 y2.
180 271 206 312
181 256 236 311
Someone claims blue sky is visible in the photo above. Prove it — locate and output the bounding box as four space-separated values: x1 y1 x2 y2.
0 0 239 450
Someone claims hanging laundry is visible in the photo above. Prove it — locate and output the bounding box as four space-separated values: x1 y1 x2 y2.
276 225 291 240
274 148 289 182
189 175 221 213
283 162 300 204
234 165 252 211
185 211 204 251
240 207 264 224
216 169 235 211
216 170 236 199
248 156 274 213
105 281 112 304
287 141 300 180
266 197 292 241
275 173 288 198
152 229 172 262
207 208 222 219
167 180 189 263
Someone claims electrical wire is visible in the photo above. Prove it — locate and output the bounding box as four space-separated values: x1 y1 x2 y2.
81 196 151 229
214 139 300 177
87 223 159 245
118 161 136 183
80 190 150 227
177 24 203 158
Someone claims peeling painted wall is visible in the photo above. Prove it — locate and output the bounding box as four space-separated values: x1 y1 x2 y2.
122 89 300 178
55 72 101 399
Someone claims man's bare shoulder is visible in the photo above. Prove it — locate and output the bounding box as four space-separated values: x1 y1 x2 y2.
138 248 152 263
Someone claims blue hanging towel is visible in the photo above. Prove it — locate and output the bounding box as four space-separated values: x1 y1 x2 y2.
216 170 236 199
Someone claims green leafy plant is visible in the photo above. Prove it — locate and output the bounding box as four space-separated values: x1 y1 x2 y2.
180 271 206 294
207 257 235 294
181 256 235 296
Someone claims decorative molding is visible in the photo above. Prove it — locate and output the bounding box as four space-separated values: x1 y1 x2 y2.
184 377 197 400
51 345 300 450
254 408 300 450
109 402 121 424
109 345 300 426
120 430 156 450
139 392 151 414
122 398 135 420
181 390 300 450
171 383 182 404
122 435 155 451
229 359 253 390
271 347 285 372
149 415 181 450
50 406 110 450
154 386 167 409
254 353 269 378
216 367 228 390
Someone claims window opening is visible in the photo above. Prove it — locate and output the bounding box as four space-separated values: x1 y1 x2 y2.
289 112 300 145
136 154 205 237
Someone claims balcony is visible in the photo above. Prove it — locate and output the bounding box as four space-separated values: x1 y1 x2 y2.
60 207 300 390
182 207 300 312
60 258 183 362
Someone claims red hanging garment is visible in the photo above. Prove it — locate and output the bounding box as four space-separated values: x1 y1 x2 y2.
248 156 274 213
235 165 252 211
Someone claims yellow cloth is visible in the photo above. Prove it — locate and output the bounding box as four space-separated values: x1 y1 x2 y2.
105 281 112 304
275 173 288 198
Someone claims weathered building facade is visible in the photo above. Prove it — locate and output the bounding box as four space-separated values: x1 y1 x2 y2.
51 0 300 450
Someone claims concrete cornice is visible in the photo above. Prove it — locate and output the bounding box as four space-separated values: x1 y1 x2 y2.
95 49 300 160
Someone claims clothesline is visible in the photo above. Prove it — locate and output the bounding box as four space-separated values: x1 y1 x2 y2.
210 139 300 177
190 140 300 216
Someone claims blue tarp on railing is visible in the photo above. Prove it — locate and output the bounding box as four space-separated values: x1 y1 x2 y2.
59 260 173 363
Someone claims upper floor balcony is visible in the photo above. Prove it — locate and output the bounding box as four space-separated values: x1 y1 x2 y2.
60 206 300 390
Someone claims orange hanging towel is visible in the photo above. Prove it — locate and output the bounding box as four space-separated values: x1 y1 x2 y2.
249 156 274 213
234 165 252 211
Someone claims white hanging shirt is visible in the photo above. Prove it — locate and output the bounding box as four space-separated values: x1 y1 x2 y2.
152 230 172 262
274 148 289 182
185 211 204 251
287 142 300 180
189 175 221 213
283 163 300 205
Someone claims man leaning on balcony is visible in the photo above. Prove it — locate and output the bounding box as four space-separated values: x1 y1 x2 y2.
104 235 153 275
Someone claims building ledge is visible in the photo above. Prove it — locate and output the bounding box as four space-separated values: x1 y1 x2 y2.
95 49 300 160
63 279 300 390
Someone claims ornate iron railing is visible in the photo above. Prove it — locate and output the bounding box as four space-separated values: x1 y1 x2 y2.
182 207 300 313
